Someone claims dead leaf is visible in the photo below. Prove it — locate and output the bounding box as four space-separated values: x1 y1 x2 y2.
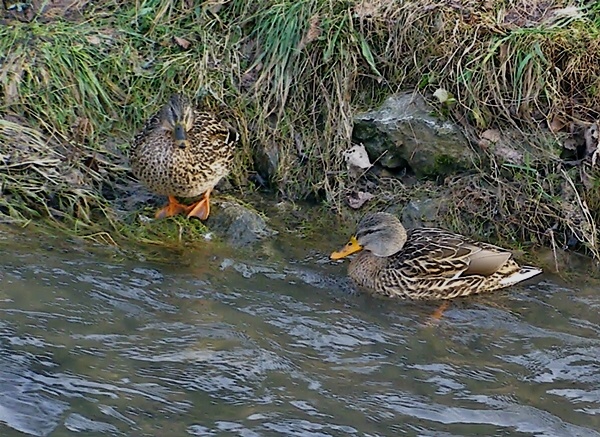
298 15 321 50
584 121 600 166
203 1 226 15
294 132 306 160
480 129 501 143
581 166 594 191
173 36 191 50
86 35 102 45
493 143 524 165
343 144 371 170
0 52 25 104
433 88 449 103
354 0 386 19
479 129 523 164
347 191 374 209
563 138 578 151
478 129 501 150
548 114 566 133
63 168 85 186
548 6 582 24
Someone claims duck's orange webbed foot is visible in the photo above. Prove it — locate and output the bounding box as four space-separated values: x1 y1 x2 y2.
155 196 189 219
186 190 211 220
430 301 450 322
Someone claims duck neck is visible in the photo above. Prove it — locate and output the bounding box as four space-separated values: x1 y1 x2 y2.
348 251 389 291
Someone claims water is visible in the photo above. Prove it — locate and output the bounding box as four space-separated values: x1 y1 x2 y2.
1 225 600 436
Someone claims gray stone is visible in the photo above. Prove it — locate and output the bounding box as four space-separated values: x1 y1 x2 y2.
253 134 281 184
380 196 446 229
208 201 277 248
400 198 446 229
353 92 475 177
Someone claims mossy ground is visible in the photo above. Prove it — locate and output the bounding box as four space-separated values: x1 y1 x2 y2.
1 1 600 264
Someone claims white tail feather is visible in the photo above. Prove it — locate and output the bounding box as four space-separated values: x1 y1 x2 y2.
499 266 542 287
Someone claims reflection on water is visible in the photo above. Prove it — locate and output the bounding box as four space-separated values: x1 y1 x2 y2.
1 227 600 436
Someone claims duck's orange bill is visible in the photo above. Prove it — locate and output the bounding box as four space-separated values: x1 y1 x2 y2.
330 236 363 260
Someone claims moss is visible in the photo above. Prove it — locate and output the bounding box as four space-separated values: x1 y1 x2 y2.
420 154 463 178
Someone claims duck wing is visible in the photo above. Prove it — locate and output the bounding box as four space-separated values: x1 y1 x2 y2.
389 228 513 279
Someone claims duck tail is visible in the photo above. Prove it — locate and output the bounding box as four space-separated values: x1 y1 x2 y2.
499 266 542 287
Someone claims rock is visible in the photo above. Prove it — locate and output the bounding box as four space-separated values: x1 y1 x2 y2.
208 201 277 248
382 196 446 229
252 118 283 185
253 140 280 184
400 198 446 229
353 92 475 178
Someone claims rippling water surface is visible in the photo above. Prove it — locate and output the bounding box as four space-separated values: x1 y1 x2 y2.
1 225 599 436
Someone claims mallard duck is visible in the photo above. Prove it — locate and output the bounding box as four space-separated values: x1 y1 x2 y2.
130 93 238 220
331 212 542 300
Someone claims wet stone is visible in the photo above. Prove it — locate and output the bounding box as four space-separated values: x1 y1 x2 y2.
208 201 277 248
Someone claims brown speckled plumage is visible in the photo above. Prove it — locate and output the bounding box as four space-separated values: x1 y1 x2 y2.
332 212 542 300
130 94 237 218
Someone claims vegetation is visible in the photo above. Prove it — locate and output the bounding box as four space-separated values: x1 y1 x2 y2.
1 1 600 262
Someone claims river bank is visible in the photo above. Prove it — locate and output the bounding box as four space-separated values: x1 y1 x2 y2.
1 1 600 268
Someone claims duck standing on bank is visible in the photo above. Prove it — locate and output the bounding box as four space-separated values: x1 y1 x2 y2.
130 93 238 220
331 212 542 300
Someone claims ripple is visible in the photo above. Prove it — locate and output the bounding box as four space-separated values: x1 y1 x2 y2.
64 413 120 434
1 233 600 435
0 354 68 436
367 392 600 437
